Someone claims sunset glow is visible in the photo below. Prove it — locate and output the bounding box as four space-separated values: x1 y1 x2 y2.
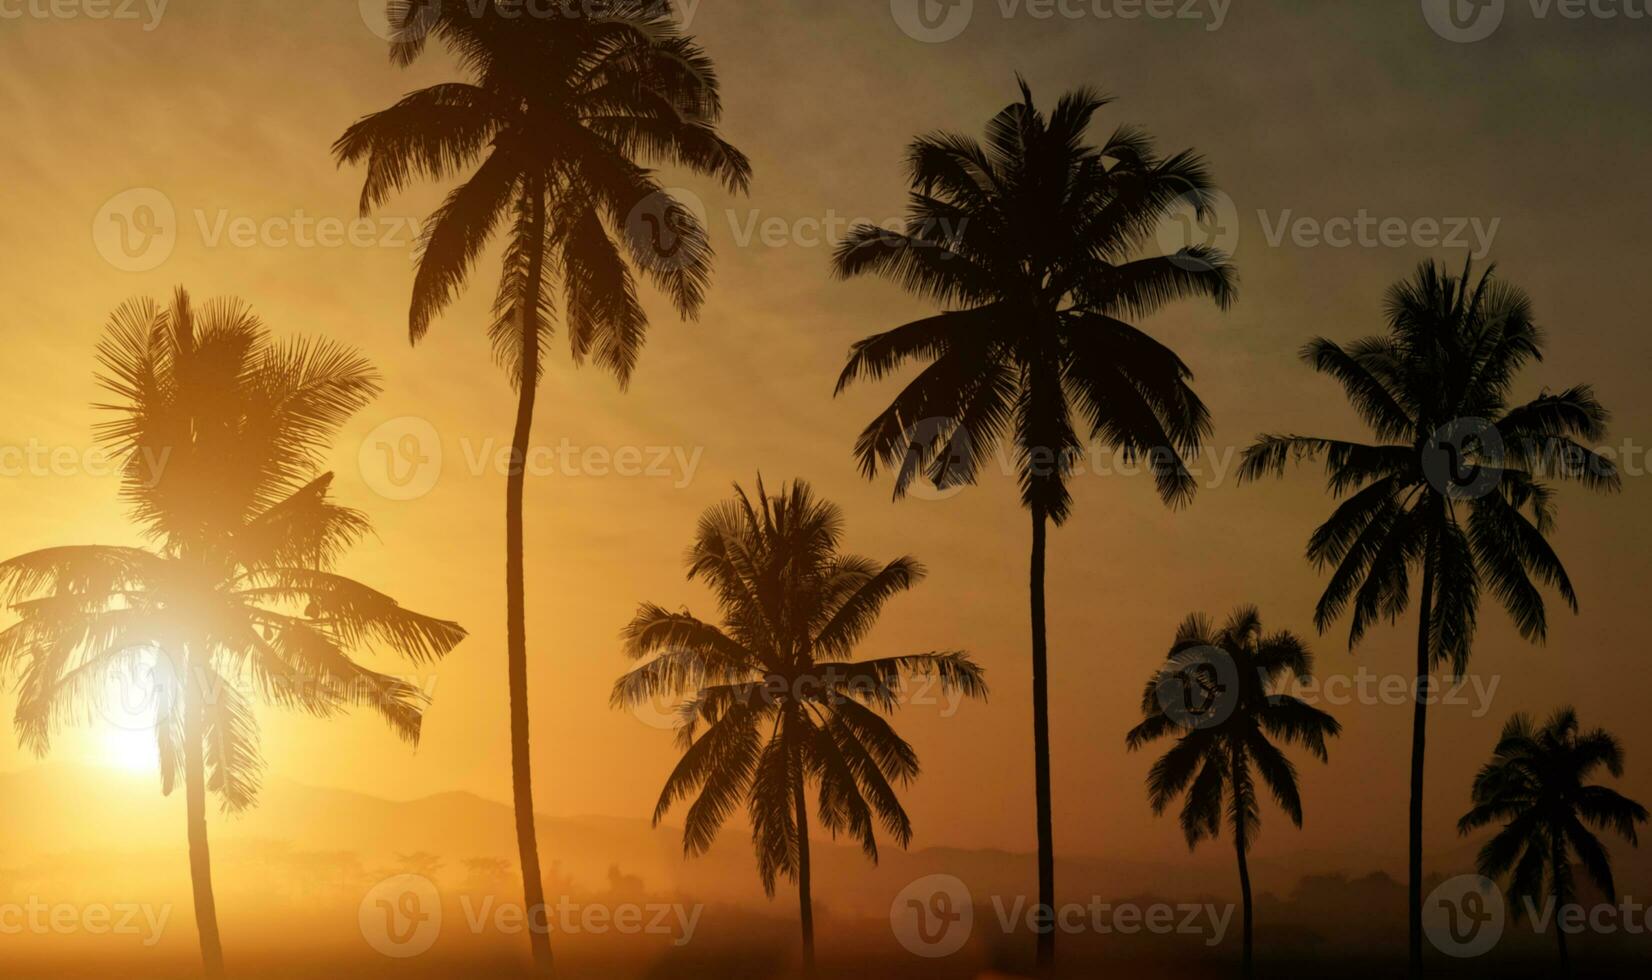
0 3 1649 980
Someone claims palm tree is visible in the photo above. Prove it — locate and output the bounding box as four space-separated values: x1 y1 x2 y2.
1126 607 1340 979
831 77 1234 974
1238 260 1620 975
1459 707 1647 971
612 478 987 975
335 6 749 970
0 290 466 977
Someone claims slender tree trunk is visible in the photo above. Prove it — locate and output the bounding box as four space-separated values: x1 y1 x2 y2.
182 664 224 978
1408 544 1437 979
1029 504 1056 976
1553 844 1571 976
794 767 817 977
1233 742 1254 980
507 181 553 976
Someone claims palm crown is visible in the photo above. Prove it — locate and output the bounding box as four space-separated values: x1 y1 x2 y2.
1459 707 1648 917
1239 260 1619 668
334 1 751 385
612 478 986 892
832 78 1233 518
1127 607 1340 848
0 290 466 809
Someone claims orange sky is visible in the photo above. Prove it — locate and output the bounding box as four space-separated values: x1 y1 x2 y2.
0 0 1649 882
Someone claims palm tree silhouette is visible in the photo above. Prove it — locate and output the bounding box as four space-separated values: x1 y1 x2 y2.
1459 707 1647 971
1238 260 1619 975
0 290 466 977
612 478 986 975
831 77 1233 974
335 6 749 970
1126 607 1339 979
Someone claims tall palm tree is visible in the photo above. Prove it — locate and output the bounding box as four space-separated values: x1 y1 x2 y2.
831 77 1234 974
1126 607 1340 979
612 478 986 975
0 290 466 977
1459 707 1647 971
335 6 749 970
1238 260 1620 975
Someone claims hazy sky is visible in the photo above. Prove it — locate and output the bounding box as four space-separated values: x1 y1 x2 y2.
0 0 1649 880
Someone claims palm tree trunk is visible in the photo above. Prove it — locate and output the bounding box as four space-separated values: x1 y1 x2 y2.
1029 504 1056 976
182 666 224 978
1233 742 1254 980
1553 841 1571 976
1407 544 1437 979
507 181 553 976
793 768 817 977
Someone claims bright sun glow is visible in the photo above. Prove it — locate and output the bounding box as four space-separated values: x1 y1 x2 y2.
95 653 165 773
99 726 159 773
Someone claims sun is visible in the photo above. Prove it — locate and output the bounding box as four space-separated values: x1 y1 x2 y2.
99 726 160 773
94 652 167 774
